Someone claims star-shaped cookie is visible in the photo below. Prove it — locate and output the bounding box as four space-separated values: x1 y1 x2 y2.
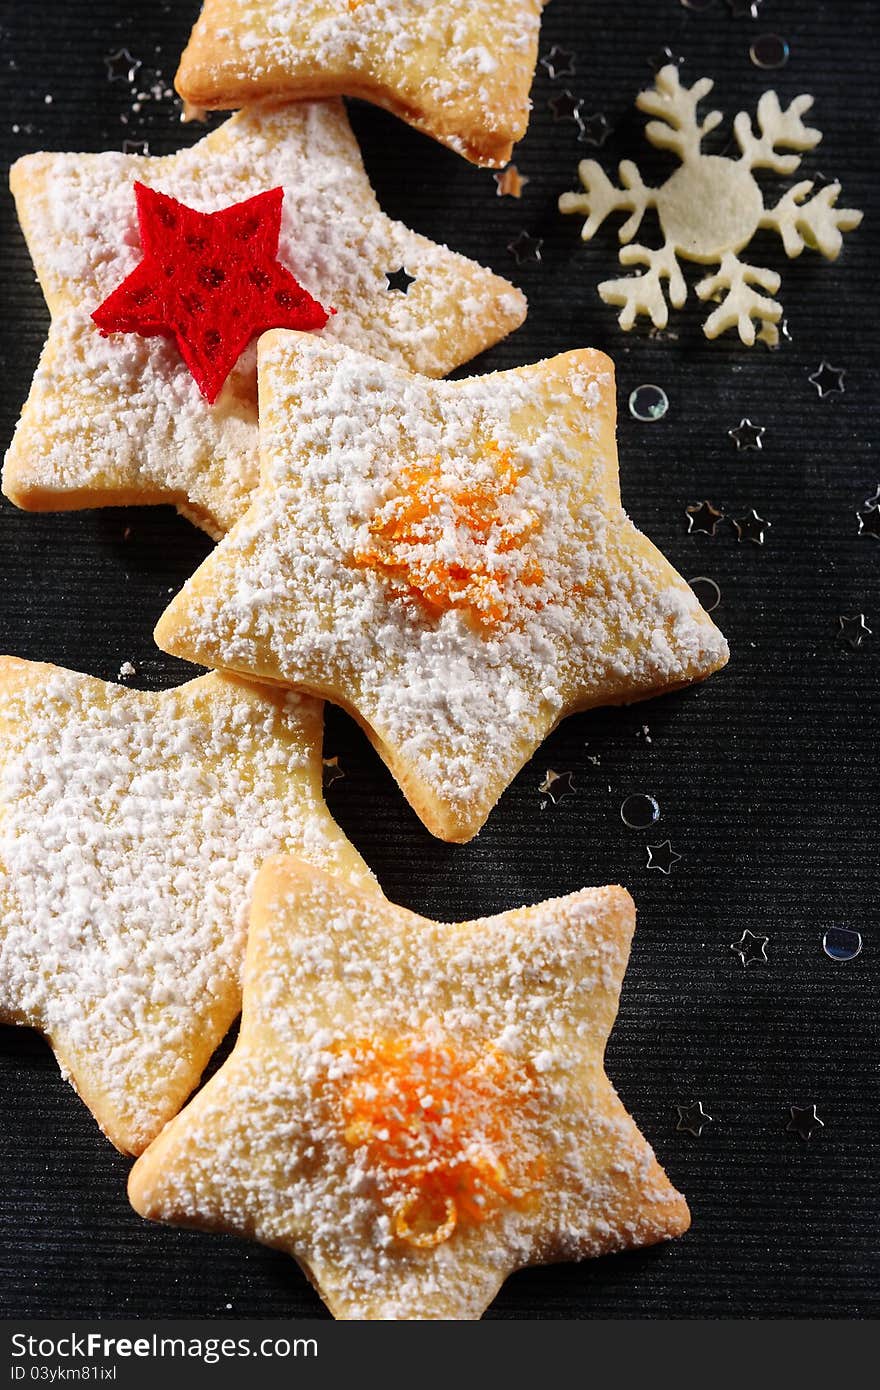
155 334 729 842
3 101 525 539
0 657 373 1155
175 1 548 167
128 857 691 1320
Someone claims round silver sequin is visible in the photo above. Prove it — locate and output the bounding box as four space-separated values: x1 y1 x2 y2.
822 927 862 962
628 384 669 422
680 0 714 10
688 576 721 613
620 794 660 828
749 34 790 70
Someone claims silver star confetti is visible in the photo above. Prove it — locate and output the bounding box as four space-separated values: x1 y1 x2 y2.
808 361 846 398
493 165 529 198
676 1101 714 1137
577 112 612 148
540 46 576 80
646 840 681 874
786 1105 824 1142
837 614 872 650
733 509 771 545
507 229 543 264
728 418 765 450
730 929 769 966
548 89 582 124
538 769 576 805
686 501 724 537
105 48 141 84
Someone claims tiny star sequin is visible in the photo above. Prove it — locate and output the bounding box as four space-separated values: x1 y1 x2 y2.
676 1101 714 1137
538 769 576 805
686 501 724 537
733 509 770 545
730 929 768 966
808 361 846 398
646 840 681 874
548 90 582 124
728 418 765 450
786 1104 824 1142
540 46 576 81
507 230 543 264
577 113 612 148
494 165 529 199
106 48 141 84
837 614 872 650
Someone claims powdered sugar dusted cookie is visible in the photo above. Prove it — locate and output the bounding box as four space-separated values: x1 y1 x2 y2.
3 102 525 538
175 1 547 167
0 658 373 1155
155 334 729 842
129 858 690 1320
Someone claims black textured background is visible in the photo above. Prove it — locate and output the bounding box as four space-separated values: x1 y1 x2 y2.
0 0 877 1320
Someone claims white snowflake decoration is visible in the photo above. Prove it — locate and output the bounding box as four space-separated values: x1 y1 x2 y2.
559 65 863 346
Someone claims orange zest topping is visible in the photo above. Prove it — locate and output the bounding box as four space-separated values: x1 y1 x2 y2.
393 1193 457 1250
351 443 544 628
332 1035 544 1249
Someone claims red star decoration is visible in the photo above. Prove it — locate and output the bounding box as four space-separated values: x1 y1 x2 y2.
92 183 330 404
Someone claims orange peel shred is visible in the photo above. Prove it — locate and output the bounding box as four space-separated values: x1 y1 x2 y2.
332 1035 544 1249
352 443 544 628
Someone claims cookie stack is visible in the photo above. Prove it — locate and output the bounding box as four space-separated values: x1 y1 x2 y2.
0 2 728 1320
